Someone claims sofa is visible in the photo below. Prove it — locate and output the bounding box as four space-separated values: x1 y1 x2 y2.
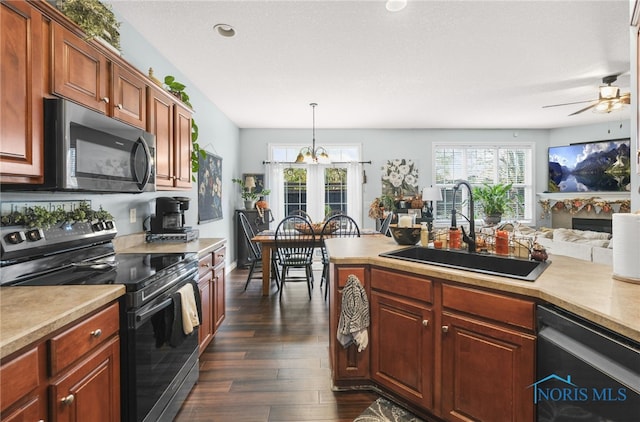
511 225 613 266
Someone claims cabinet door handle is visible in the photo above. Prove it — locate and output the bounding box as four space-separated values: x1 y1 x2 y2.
422 319 429 327
201 263 211 268
441 325 449 333
61 394 75 405
101 97 110 104
90 329 102 338
116 103 123 110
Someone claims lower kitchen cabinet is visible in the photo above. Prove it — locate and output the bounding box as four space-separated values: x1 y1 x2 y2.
50 336 120 422
0 301 120 422
440 284 535 422
197 245 226 355
197 252 214 355
331 264 537 422
329 266 370 386
370 268 435 411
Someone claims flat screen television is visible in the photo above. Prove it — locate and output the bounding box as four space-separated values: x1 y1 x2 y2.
548 138 630 193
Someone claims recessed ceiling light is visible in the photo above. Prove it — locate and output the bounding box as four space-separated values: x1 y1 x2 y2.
213 23 235 37
386 0 407 12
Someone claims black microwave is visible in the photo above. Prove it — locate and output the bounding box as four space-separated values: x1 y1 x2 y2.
3 98 155 193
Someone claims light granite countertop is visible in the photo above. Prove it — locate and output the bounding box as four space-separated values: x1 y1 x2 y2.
0 285 125 360
325 236 640 342
115 236 226 256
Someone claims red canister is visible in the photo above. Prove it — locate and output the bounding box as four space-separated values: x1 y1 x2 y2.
495 230 509 255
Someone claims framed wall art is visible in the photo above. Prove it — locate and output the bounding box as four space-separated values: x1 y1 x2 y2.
198 151 223 223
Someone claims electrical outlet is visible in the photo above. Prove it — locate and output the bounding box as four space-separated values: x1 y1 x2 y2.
129 208 136 223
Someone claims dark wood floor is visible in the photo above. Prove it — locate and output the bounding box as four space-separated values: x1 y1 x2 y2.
175 265 379 422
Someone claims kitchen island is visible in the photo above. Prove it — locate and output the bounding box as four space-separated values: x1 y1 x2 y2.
324 236 639 422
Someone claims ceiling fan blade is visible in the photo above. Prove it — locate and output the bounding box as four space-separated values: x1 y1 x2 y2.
568 102 600 116
542 99 596 108
620 93 631 104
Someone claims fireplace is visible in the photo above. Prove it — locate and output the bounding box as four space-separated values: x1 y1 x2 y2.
572 218 612 233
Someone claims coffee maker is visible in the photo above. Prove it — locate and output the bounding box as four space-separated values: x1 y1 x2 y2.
150 197 191 233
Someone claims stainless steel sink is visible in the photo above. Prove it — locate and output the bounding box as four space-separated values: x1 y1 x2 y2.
379 246 550 281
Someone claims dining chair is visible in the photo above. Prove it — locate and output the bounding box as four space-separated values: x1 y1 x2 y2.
274 215 316 300
289 209 312 222
320 214 360 300
379 212 393 237
238 212 279 291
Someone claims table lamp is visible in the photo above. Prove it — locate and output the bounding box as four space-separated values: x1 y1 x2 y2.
422 186 443 240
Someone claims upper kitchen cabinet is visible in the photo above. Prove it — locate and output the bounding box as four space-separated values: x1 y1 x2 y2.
148 86 192 190
51 22 147 129
0 1 47 184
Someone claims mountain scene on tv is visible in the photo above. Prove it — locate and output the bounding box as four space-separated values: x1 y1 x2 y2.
548 140 630 192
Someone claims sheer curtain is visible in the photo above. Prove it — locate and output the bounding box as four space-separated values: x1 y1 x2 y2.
306 165 325 222
266 162 285 224
346 162 363 228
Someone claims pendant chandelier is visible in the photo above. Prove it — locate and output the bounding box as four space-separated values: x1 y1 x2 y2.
295 103 330 164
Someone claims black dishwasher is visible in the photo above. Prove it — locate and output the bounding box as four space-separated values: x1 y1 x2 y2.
536 305 640 422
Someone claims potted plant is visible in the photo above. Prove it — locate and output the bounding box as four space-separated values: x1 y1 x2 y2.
232 178 270 210
163 75 204 181
57 0 121 51
472 182 513 225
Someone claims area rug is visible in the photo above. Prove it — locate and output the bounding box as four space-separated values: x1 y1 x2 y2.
354 397 425 422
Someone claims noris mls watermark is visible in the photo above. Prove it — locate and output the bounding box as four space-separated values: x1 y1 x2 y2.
529 374 628 404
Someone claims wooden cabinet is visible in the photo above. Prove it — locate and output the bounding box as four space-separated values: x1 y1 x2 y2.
148 86 192 190
0 1 46 184
198 252 214 355
440 284 535 422
110 64 147 128
197 245 226 355
213 246 226 333
0 345 46 421
50 336 120 422
370 268 435 411
0 302 120 422
331 264 537 421
51 21 110 114
51 22 147 129
329 266 370 386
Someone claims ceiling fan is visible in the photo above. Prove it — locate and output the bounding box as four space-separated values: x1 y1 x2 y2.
542 74 631 116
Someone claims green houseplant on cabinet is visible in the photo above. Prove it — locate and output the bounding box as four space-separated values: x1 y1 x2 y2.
57 0 121 51
163 75 204 181
232 178 271 210
472 182 513 225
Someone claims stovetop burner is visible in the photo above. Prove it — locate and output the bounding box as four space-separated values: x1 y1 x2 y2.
9 252 195 289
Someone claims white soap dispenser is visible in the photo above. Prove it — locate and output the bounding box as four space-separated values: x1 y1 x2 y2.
420 222 429 247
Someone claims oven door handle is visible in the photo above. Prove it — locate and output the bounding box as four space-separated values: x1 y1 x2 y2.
136 296 173 324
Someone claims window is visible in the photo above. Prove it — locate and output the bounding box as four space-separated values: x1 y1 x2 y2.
267 145 363 226
433 142 534 223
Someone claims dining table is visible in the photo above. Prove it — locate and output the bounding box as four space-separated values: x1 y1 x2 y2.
251 229 382 296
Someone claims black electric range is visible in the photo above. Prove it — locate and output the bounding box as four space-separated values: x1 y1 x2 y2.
0 222 200 422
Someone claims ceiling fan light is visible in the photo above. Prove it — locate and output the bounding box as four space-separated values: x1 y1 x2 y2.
386 0 407 12
600 85 619 99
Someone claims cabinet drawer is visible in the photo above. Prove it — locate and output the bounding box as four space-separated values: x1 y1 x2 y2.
336 266 366 288
371 268 433 304
213 246 226 267
49 302 119 375
198 253 213 278
442 284 535 331
0 346 40 412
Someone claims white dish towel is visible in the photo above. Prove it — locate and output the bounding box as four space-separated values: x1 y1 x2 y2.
177 283 200 334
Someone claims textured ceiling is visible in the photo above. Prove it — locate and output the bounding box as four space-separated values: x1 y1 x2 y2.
109 0 632 129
